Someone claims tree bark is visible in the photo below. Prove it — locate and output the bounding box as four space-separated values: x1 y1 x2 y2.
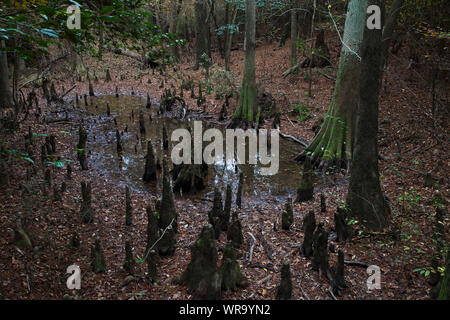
294 0 368 170
224 3 238 72
232 0 257 126
290 4 298 67
0 40 13 109
169 0 183 60
381 0 404 69
347 0 389 231
194 0 211 70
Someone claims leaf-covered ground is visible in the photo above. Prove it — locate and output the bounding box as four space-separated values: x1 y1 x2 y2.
0 31 448 300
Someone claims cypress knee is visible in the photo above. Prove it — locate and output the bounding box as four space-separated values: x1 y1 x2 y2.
331 249 347 295
227 212 243 248
146 206 160 282
146 93 151 109
77 125 88 170
301 210 316 257
282 197 294 230
220 241 248 291
312 222 330 279
335 206 351 242
208 187 224 239
91 239 106 273
276 263 292 300
116 130 123 154
296 157 314 202
80 181 94 223
105 69 112 82
143 140 157 182
123 241 135 274
221 184 232 231
179 225 222 300
320 193 326 213
125 186 133 225
155 156 177 255
139 110 146 135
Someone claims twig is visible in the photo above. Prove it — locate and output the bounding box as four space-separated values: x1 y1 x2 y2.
328 286 338 300
327 3 361 61
143 218 175 261
316 69 336 81
26 274 31 293
299 281 310 300
284 114 296 128
257 274 272 285
61 85 77 98
247 232 256 264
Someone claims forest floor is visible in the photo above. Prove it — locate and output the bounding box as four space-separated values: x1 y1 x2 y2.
0 30 449 300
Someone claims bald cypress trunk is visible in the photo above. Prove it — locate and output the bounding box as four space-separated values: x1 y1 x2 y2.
295 0 367 169
224 3 238 72
290 4 298 67
347 0 389 231
194 0 211 70
232 0 257 127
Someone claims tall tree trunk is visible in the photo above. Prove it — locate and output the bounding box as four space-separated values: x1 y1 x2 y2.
194 0 211 70
169 0 183 60
224 4 238 72
290 4 298 67
295 0 367 169
210 0 224 59
347 0 389 231
307 0 316 97
232 0 257 127
380 0 404 91
381 0 404 68
0 40 13 109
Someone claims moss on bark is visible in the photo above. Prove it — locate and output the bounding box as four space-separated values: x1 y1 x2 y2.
220 241 248 291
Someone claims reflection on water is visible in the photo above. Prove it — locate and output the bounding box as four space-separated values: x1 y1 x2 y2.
77 94 307 201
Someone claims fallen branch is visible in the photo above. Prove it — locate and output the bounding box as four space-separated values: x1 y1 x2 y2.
282 62 301 78
316 69 336 81
61 85 77 99
256 227 273 261
279 132 308 147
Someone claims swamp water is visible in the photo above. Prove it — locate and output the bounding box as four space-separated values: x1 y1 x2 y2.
73 94 330 203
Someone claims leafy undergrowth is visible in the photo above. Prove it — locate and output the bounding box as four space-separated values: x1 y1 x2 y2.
0 31 448 300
